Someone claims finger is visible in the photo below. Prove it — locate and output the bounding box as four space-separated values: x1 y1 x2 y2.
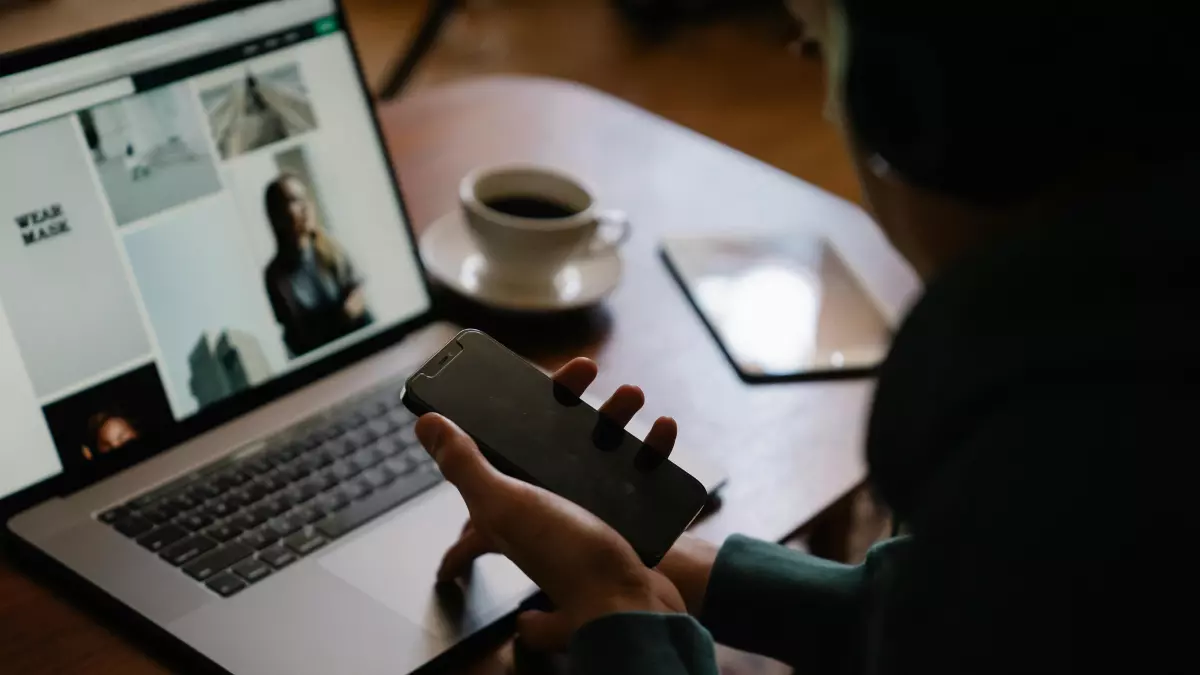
415 414 500 505
551 357 598 398
437 527 496 582
516 610 575 653
643 416 678 458
597 385 645 428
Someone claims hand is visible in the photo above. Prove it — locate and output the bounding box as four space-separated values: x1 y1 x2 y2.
655 535 720 616
343 287 367 319
416 357 685 651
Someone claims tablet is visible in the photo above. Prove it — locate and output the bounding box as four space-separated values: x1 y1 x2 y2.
661 234 892 383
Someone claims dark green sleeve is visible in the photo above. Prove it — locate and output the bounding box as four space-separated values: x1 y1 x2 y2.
699 534 905 674
569 612 718 675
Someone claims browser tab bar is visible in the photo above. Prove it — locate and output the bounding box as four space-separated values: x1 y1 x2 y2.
0 0 334 112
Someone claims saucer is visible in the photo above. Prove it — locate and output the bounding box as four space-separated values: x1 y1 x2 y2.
419 210 623 312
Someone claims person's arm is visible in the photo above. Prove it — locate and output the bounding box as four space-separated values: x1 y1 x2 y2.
570 613 718 675
697 535 904 673
264 265 298 356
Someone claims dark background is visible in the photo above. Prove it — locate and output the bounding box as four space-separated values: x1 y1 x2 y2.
41 363 176 473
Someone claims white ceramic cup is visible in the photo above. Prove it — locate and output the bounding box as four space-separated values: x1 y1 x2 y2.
459 166 629 287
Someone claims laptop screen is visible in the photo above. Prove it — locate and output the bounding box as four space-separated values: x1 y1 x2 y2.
0 0 430 501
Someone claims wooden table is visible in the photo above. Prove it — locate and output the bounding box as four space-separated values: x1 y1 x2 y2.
1 3 919 669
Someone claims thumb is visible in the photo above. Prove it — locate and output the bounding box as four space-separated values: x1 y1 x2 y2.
414 414 497 505
516 610 575 653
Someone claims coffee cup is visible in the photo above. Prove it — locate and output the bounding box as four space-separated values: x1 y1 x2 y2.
459 166 629 286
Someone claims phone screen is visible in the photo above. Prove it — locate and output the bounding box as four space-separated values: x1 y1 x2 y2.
405 330 707 565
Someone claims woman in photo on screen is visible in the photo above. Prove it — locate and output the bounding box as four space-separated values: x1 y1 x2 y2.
263 173 372 358
81 411 139 461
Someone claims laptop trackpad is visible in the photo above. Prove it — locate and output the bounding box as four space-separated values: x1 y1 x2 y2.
319 485 534 639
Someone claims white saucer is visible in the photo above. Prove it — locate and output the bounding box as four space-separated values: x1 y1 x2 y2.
419 210 623 312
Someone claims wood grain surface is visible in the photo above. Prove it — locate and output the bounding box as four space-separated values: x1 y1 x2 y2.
2 3 918 673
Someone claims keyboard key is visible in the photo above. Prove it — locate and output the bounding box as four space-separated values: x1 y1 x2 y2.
244 455 274 475
204 522 243 543
130 492 163 510
239 527 281 550
270 491 297 512
177 511 214 531
165 493 199 512
202 497 238 520
316 489 350 513
377 438 403 457
259 544 298 569
340 480 367 501
336 437 359 457
284 529 327 556
397 424 418 446
213 469 251 490
361 468 390 489
255 472 287 493
229 510 264 530
376 462 400 484
275 443 303 463
329 460 360 482
309 448 335 469
232 557 272 584
99 507 129 524
161 535 218 566
265 513 306 538
140 505 175 525
136 524 188 552
353 476 376 497
113 515 154 538
385 456 417 477
369 417 395 437
316 469 443 539
183 542 252 581
293 479 322 503
249 500 284 523
292 504 323 524
312 469 338 491
206 572 247 597
280 461 311 482
187 482 221 502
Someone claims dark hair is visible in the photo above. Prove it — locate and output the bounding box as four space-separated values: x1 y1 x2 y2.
839 3 1196 204
264 173 341 270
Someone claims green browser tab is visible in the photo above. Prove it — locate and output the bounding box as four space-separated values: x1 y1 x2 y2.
314 16 339 35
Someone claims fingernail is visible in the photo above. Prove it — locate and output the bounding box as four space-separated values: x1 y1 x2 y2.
415 415 444 453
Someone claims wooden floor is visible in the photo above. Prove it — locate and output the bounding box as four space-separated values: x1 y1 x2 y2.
344 0 861 204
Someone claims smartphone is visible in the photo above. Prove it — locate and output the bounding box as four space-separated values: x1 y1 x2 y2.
402 329 707 566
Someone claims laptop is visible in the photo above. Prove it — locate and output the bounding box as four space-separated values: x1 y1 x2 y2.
0 1 723 673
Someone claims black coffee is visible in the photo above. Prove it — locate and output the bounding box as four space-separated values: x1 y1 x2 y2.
483 195 579 219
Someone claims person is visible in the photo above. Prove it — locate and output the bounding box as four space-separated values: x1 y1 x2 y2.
263 173 372 358
82 412 139 460
414 2 1192 674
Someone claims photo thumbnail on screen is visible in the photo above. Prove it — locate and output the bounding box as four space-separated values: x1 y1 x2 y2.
264 147 374 358
78 83 222 226
200 62 318 160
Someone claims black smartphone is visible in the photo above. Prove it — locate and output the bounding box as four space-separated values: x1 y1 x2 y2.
402 329 707 566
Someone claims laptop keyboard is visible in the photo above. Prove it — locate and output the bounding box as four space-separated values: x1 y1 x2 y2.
96 384 443 598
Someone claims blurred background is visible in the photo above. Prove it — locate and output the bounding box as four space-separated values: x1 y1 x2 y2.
1 0 861 204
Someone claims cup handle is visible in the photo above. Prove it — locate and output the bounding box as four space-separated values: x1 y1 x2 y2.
585 210 631 257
